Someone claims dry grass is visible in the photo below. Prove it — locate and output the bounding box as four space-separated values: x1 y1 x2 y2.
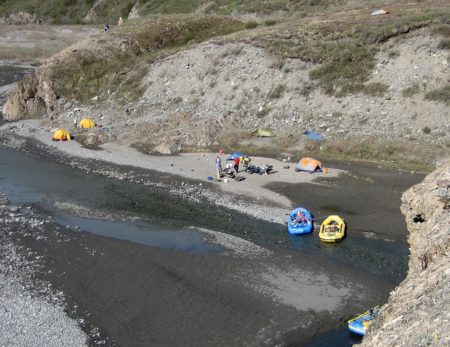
48 15 246 102
0 24 95 61
210 132 438 171
0 43 68 60
257 6 450 96
307 137 440 171
425 85 450 105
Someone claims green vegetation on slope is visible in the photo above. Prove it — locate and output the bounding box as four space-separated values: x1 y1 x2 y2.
0 0 348 23
49 16 246 102
261 9 450 96
0 0 94 23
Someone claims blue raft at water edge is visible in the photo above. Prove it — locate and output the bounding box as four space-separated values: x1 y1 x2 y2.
347 306 380 336
287 207 314 235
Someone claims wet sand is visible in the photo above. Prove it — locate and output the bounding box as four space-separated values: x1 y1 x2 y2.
267 161 424 243
0 141 422 346
5 211 393 347
4 119 342 208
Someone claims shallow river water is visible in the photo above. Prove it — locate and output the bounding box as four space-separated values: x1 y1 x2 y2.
0 66 424 346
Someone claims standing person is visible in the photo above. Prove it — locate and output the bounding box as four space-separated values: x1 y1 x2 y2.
215 155 222 180
233 156 240 174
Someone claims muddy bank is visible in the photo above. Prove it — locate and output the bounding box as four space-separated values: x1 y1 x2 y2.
0 197 393 347
0 134 421 346
268 161 424 243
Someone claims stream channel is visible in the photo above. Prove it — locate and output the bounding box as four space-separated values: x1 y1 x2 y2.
0 65 424 346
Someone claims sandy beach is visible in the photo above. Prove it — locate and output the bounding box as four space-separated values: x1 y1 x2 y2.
1 119 343 222
5 120 341 206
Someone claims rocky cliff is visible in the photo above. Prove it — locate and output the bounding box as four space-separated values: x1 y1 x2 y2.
361 161 450 346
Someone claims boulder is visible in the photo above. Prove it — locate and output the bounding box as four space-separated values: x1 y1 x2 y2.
86 133 99 146
152 141 182 155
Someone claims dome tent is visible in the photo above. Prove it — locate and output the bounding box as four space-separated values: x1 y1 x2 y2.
79 118 95 129
295 157 328 173
52 129 72 141
252 128 275 137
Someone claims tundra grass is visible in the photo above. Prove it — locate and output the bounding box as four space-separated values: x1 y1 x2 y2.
49 15 246 102
425 85 450 105
263 9 450 96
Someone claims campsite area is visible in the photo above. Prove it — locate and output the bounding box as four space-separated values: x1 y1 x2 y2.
1 1 449 346
0 114 423 346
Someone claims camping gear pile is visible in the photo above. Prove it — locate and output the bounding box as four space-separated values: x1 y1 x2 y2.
246 164 273 175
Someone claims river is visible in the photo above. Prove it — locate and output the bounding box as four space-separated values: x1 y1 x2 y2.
0 64 424 346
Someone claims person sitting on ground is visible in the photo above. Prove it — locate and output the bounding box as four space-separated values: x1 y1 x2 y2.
243 156 251 169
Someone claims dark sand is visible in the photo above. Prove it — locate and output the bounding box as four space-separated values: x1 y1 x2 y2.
7 217 392 347
0 143 424 346
267 161 424 243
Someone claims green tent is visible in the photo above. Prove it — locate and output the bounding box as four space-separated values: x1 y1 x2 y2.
252 128 276 137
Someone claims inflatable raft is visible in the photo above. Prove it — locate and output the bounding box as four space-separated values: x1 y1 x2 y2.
348 306 380 336
287 207 314 235
319 215 346 242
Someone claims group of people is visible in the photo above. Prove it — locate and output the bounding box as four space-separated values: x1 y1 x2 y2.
295 210 308 224
215 154 251 180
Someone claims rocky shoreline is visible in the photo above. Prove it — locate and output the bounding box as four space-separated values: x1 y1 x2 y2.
0 194 91 346
361 160 450 346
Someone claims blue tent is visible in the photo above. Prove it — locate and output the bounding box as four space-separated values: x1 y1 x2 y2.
227 152 248 160
303 130 323 141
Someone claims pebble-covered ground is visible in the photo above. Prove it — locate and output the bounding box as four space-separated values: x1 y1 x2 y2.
0 194 89 347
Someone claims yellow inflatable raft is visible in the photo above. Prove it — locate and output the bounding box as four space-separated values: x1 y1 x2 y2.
319 215 346 242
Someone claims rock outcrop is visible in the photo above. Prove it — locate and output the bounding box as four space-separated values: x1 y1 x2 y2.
128 2 141 19
84 0 108 22
2 35 132 121
361 160 450 346
2 74 49 121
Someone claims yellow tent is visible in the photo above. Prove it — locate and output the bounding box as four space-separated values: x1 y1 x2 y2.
79 118 95 129
52 129 72 141
296 157 329 173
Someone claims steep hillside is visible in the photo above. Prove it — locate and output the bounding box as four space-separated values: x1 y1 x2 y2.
361 159 450 346
2 1 450 168
0 0 351 24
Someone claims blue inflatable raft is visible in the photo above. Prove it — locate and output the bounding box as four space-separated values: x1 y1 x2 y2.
347 306 380 336
287 207 314 235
